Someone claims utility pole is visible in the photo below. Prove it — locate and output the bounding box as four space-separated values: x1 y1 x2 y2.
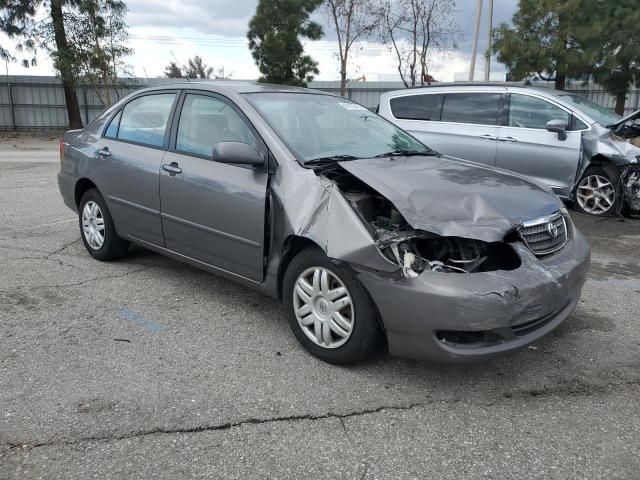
484 0 494 81
469 0 483 81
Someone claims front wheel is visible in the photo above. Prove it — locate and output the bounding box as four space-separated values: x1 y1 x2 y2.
574 167 619 215
282 248 385 364
79 188 129 261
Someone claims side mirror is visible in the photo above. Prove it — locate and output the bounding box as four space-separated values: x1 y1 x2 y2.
212 142 265 166
546 119 568 141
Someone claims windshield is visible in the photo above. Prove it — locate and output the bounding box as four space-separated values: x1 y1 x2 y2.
244 93 433 164
556 93 621 127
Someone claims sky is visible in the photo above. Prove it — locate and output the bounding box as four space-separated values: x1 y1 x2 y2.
2 0 519 81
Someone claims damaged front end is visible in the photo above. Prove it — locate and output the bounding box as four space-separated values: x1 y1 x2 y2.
297 155 590 362
579 112 640 213
319 164 522 279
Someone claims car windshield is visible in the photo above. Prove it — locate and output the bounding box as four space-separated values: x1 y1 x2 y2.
244 92 434 164
556 93 621 127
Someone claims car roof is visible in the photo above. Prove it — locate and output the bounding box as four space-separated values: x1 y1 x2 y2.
380 82 582 102
134 80 331 96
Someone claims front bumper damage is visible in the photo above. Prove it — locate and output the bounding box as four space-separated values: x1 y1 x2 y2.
356 232 590 362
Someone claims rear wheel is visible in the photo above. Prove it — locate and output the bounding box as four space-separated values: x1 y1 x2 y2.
574 167 618 215
283 248 384 364
79 189 129 261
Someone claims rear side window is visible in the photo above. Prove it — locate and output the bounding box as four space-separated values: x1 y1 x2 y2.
390 94 444 121
104 110 121 138
441 93 501 126
508 94 571 129
176 94 257 158
117 93 176 147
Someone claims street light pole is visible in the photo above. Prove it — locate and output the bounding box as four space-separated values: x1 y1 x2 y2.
469 0 483 81
484 0 494 81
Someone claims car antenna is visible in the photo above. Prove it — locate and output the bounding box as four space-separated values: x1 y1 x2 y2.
170 49 189 82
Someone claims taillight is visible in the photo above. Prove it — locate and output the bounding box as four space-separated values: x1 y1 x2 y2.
59 141 64 156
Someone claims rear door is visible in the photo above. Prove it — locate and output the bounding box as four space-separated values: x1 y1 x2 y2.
159 92 269 282
95 91 178 246
388 92 502 167
496 93 582 197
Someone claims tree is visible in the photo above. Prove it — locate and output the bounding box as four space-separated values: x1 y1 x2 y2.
491 0 593 90
164 61 183 78
0 0 84 128
376 0 458 88
164 57 228 80
0 39 36 75
587 0 640 114
247 0 323 86
324 0 376 96
184 55 213 79
61 0 133 106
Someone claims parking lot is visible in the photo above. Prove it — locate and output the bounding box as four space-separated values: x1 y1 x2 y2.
1 134 639 479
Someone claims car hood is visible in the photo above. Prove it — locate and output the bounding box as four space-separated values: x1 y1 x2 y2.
607 109 640 129
339 155 563 242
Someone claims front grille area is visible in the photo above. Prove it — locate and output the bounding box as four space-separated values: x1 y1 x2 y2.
519 212 568 256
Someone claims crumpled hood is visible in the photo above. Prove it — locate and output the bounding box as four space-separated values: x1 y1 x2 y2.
339 155 563 242
607 109 640 130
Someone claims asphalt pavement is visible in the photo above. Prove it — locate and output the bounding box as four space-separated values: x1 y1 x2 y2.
1 142 639 479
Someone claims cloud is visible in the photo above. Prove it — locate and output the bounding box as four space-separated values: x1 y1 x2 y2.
126 0 257 38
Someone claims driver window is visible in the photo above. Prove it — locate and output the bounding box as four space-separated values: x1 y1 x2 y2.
176 94 256 158
508 94 570 130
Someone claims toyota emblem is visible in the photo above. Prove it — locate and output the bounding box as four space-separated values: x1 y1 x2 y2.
547 222 559 238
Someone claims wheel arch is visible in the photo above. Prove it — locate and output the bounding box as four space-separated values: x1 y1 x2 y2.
276 235 322 300
585 155 620 181
74 178 99 208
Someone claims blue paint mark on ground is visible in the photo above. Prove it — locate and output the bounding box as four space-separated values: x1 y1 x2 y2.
118 307 165 333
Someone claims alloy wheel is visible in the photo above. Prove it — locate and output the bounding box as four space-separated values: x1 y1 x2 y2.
576 174 616 215
82 201 105 250
293 266 354 349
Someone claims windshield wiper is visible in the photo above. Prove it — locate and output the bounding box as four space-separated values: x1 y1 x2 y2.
374 149 436 158
305 154 362 165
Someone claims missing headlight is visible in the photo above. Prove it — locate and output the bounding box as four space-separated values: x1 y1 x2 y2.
389 237 521 276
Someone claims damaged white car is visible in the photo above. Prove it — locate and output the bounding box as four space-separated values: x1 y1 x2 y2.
378 84 640 216
58 83 591 364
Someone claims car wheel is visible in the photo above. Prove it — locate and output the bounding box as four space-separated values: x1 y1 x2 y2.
79 188 129 261
574 167 619 215
282 247 384 364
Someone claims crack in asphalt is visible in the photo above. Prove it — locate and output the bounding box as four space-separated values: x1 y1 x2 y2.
0 238 79 265
3 379 639 454
2 401 428 453
0 266 155 293
45 238 81 258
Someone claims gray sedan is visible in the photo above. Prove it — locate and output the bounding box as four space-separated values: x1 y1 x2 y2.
58 82 590 364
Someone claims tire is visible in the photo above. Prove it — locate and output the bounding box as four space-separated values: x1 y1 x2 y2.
78 188 129 261
574 167 620 216
282 247 385 364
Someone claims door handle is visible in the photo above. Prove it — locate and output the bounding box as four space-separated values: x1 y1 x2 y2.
479 134 498 140
162 162 182 175
498 137 518 142
96 147 111 157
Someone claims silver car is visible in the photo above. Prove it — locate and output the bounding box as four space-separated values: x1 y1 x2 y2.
378 84 640 215
58 82 590 364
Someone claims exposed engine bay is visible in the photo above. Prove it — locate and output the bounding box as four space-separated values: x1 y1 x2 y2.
318 165 521 276
611 113 640 148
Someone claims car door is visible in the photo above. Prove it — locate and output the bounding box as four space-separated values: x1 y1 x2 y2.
496 93 582 197
159 92 269 282
388 92 502 167
94 91 178 246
